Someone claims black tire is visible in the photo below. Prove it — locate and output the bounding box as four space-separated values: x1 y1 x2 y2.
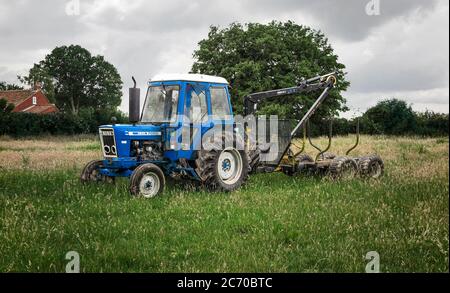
319 152 336 160
328 156 358 180
129 163 165 198
80 160 114 183
282 154 314 176
297 154 314 175
358 155 384 178
246 134 261 174
297 154 314 163
281 165 296 176
195 132 249 192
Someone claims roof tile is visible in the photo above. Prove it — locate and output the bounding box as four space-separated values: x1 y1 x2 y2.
0 89 35 106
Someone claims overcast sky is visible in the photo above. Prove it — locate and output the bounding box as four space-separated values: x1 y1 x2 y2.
0 0 448 116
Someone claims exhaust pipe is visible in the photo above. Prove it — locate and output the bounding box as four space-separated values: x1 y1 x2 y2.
129 76 140 124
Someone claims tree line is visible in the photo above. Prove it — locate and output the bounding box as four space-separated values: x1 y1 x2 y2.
1 96 447 137
309 99 448 137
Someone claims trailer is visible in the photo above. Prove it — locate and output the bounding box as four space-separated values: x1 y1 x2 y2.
243 73 384 179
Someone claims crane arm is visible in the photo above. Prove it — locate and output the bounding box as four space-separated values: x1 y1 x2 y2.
243 72 337 117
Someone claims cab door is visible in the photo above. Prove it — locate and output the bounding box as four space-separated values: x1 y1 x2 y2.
208 84 235 134
181 83 210 154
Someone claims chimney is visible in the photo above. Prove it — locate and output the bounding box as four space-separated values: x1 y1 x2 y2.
34 81 42 91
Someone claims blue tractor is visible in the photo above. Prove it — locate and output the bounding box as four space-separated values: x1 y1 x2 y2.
80 73 384 198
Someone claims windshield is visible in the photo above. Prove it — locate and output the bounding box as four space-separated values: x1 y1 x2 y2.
141 85 179 123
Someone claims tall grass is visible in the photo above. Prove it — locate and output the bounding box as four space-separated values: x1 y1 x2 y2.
0 135 448 272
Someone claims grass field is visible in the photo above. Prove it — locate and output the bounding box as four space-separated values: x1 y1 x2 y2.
0 135 448 272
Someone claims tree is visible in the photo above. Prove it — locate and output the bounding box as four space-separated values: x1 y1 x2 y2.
415 110 449 136
0 81 23 91
191 21 350 120
18 65 56 103
362 98 417 135
19 45 122 114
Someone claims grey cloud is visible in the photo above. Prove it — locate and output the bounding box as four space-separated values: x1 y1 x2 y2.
0 0 448 114
77 0 439 41
243 0 440 41
342 1 449 94
0 0 85 46
345 87 449 115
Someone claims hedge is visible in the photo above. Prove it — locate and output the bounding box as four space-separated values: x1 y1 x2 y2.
0 110 447 137
0 109 127 137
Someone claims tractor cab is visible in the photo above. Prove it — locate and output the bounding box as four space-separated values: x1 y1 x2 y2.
141 74 234 159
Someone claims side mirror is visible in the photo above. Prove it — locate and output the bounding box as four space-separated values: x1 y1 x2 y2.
129 76 140 124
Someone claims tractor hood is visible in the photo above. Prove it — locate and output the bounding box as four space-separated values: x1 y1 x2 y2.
100 124 163 141
98 124 165 158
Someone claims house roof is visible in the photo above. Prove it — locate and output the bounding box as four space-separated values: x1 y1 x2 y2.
0 88 58 114
150 73 229 84
0 89 36 106
24 104 59 114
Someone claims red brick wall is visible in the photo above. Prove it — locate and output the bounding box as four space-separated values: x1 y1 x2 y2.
13 91 51 112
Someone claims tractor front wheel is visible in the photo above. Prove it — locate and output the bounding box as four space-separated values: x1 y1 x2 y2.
129 163 165 198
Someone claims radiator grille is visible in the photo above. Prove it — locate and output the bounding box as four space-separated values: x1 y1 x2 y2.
99 128 117 157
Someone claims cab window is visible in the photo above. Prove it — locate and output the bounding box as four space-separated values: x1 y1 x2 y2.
186 86 208 124
210 87 231 119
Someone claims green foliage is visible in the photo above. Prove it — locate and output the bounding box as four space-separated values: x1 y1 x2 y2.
308 117 360 137
415 111 449 137
362 99 418 135
0 110 127 137
301 99 447 138
0 98 15 113
0 81 23 90
192 21 349 121
19 45 123 114
18 65 56 103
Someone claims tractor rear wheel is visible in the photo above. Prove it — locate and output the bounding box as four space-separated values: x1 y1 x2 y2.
246 133 260 173
129 163 165 198
80 160 114 183
195 132 249 191
358 155 384 178
328 156 358 180
247 147 260 174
